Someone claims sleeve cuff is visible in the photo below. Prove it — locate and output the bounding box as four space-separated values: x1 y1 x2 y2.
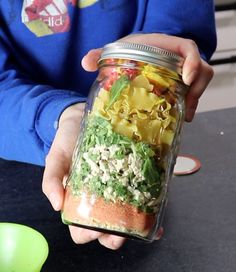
35 92 86 149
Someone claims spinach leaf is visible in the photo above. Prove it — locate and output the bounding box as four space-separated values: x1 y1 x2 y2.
106 75 130 110
142 158 160 185
135 142 155 158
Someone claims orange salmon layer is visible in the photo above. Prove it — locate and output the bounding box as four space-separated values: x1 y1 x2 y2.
62 187 157 238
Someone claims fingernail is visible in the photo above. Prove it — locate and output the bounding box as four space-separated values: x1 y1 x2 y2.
185 106 197 122
184 70 197 86
111 238 125 250
156 227 164 240
49 192 60 211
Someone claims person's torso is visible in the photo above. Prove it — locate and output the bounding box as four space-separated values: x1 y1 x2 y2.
0 0 147 95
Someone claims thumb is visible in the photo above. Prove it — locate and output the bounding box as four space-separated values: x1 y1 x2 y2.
182 54 202 86
81 48 102 72
42 104 85 211
42 147 69 211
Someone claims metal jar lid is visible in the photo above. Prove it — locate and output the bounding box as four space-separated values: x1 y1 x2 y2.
99 42 184 75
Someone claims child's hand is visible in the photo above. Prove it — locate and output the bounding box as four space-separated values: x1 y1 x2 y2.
42 32 212 250
42 102 127 250
82 33 214 122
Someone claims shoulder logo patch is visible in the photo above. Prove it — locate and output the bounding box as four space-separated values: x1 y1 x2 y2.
21 0 99 37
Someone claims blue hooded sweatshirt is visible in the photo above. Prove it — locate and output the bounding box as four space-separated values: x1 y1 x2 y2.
0 0 216 166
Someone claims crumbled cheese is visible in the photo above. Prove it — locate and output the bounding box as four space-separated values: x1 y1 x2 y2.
147 199 159 207
120 177 129 186
77 144 150 205
109 145 120 157
143 192 151 199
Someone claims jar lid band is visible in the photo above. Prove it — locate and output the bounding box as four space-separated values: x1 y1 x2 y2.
99 42 184 75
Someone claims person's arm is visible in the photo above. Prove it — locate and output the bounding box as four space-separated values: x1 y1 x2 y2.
0 24 86 166
136 0 217 62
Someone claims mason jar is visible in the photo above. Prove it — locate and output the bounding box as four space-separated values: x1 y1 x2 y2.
62 42 187 242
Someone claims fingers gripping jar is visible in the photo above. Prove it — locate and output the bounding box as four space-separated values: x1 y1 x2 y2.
62 42 187 241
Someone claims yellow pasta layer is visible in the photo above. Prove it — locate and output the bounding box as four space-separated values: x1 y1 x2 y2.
92 74 176 146
141 65 170 88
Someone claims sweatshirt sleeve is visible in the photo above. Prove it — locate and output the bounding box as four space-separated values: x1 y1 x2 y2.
0 28 86 166
139 0 217 61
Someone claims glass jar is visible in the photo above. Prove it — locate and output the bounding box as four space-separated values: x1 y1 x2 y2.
62 42 187 242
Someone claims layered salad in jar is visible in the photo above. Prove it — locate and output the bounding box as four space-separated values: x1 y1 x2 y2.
62 60 183 240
